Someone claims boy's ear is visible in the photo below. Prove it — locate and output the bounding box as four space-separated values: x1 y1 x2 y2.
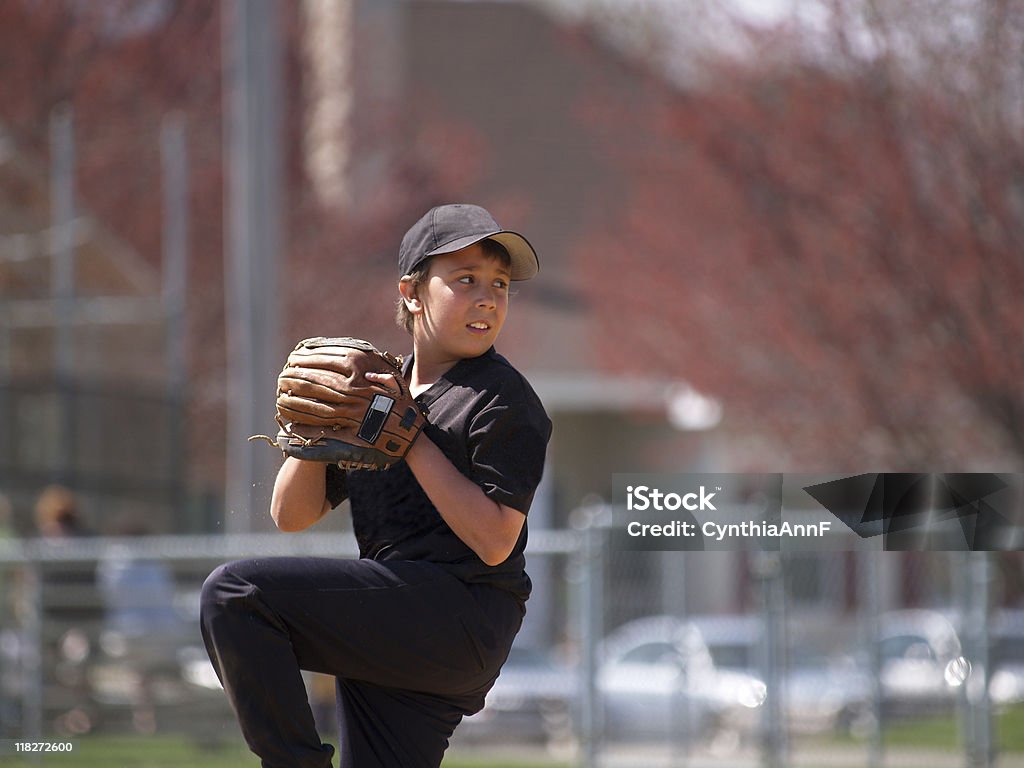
399 276 423 313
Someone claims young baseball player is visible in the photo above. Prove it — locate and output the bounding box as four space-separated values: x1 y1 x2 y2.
201 204 552 768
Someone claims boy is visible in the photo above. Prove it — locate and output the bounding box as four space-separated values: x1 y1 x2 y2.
201 204 552 768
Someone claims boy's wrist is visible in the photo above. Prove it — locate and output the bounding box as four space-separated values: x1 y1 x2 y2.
404 431 430 469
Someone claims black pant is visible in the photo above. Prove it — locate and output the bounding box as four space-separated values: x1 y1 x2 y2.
200 557 522 768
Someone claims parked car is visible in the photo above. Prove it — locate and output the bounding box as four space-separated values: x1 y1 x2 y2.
690 614 871 736
455 643 577 750
597 615 766 745
875 609 969 719
783 649 872 735
690 614 760 673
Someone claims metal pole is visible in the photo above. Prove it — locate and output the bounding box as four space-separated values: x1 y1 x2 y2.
862 548 884 768
50 104 76 484
967 551 993 768
669 551 690 768
577 503 606 768
755 551 786 768
300 0 353 208
954 550 973 760
21 560 43 741
222 0 285 532
0 239 11 489
0 222 16 487
161 113 189 529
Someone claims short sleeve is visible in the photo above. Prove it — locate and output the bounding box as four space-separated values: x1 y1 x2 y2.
466 397 551 514
324 464 349 509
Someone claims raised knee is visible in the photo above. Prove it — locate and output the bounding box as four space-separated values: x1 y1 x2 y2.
200 562 253 618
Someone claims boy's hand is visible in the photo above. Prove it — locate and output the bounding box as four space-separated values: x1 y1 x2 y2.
364 370 400 394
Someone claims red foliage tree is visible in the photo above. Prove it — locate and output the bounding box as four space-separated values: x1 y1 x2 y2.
0 0 490 515
577 1 1024 470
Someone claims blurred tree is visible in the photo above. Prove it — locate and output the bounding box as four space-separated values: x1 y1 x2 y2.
576 0 1024 469
0 0 486 523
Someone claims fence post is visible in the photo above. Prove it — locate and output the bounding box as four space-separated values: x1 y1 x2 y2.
49 104 76 484
21 558 43 742
668 551 691 768
753 550 785 768
966 551 993 768
574 502 608 768
860 548 883 768
161 113 189 527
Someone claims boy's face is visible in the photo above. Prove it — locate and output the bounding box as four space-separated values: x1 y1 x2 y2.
405 243 511 361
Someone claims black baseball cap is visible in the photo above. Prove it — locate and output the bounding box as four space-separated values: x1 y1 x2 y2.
398 204 539 280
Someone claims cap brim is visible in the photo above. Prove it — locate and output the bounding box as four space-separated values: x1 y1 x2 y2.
425 230 540 281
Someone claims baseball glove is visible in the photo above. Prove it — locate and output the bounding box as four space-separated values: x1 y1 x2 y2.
250 337 427 471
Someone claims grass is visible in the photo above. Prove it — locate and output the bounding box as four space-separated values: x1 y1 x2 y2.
6 707 1023 768
3 737 251 768
808 702 1024 753
1 736 571 768
445 760 569 768
882 702 1024 752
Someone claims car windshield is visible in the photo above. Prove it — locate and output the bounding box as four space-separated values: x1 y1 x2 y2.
707 642 753 671
880 634 937 662
618 641 683 666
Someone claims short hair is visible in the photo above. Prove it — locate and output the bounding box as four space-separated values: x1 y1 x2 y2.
34 485 79 534
395 239 511 335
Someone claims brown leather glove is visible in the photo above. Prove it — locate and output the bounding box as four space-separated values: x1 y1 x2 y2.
251 337 427 471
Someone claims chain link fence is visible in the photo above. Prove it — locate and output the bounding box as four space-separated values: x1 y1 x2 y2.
575 504 1024 768
0 382 193 536
0 519 1021 767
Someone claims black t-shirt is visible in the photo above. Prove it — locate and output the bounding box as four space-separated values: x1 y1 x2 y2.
325 347 552 604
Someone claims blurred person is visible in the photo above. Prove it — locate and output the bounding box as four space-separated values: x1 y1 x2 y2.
98 522 180 636
96 521 189 733
202 204 552 768
30 485 99 735
31 484 96 622
34 485 91 539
